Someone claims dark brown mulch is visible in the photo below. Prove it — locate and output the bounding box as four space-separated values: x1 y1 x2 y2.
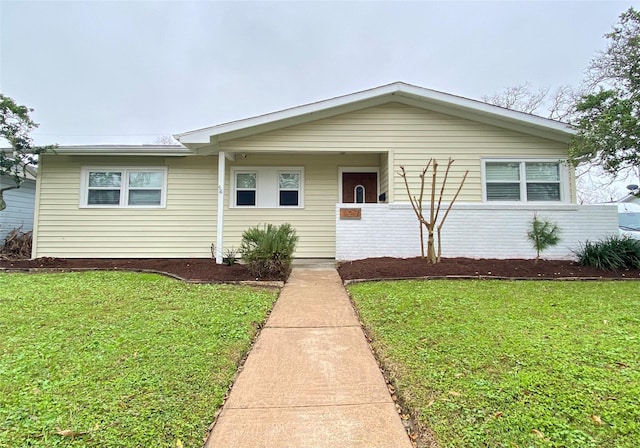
0 258 279 282
2 256 638 282
337 257 640 281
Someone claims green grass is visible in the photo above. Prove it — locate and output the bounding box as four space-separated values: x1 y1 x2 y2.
0 271 278 448
348 280 640 447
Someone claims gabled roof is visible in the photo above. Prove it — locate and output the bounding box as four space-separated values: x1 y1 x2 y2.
175 81 574 151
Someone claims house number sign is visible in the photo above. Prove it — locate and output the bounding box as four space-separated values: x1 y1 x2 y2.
339 208 362 219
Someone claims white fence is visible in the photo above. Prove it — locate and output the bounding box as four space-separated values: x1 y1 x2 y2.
336 203 618 261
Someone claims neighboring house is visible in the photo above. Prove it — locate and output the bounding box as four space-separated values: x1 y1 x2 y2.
617 187 640 205
32 82 618 261
1 170 36 242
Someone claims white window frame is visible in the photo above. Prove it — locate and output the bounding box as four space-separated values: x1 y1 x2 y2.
234 171 258 208
481 159 569 203
354 184 366 204
277 170 302 207
80 167 168 208
230 166 304 208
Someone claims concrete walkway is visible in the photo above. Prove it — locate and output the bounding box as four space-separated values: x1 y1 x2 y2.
205 268 413 448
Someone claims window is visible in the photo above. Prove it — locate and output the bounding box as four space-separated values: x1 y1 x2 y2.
82 168 166 208
128 171 164 205
484 160 564 202
236 172 257 206
354 185 365 204
87 171 122 205
231 167 304 208
278 172 300 206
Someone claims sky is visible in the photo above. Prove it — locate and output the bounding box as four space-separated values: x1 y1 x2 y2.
0 0 638 149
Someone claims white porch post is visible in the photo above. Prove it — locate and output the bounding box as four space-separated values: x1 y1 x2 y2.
216 151 226 264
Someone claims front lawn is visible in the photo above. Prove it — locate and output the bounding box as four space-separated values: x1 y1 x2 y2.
348 280 640 447
0 272 278 447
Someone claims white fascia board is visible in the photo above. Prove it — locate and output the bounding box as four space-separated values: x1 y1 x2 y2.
174 83 405 144
52 145 194 156
174 82 575 145
394 86 574 136
395 94 574 143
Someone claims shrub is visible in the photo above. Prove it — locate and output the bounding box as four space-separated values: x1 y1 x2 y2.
240 223 298 279
527 213 561 263
574 236 640 270
222 247 238 266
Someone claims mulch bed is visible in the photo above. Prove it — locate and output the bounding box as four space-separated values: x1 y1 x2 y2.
337 257 640 281
0 258 268 282
2 256 638 282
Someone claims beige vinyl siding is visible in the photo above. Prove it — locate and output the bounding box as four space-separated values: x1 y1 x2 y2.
33 102 572 259
34 155 217 258
223 153 379 258
220 103 570 203
379 153 389 202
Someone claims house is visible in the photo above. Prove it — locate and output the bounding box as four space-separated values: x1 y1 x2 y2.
616 185 640 205
31 82 618 262
1 169 36 242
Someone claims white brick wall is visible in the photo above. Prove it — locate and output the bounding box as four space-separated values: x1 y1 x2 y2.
336 203 619 261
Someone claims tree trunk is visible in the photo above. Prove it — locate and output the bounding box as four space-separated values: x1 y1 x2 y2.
419 222 425 258
426 225 437 264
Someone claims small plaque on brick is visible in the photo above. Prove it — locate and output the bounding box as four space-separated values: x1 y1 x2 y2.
340 208 362 219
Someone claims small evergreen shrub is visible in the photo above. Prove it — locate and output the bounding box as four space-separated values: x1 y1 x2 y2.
574 236 640 270
222 247 238 266
240 223 299 279
527 214 561 263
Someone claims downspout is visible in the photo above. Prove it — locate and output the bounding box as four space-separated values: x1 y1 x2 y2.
216 152 225 264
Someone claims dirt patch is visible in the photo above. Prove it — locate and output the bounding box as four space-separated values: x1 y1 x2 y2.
337 257 640 281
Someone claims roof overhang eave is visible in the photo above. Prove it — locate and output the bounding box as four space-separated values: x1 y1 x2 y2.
50 145 195 156
174 82 576 145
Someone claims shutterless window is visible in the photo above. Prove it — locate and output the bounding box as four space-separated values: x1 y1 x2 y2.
278 172 300 206
83 168 166 207
127 171 164 206
486 162 521 201
485 161 562 202
525 162 561 201
354 185 365 204
236 172 257 206
87 171 122 205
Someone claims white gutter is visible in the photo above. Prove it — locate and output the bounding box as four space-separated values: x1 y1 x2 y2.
216 152 226 264
52 145 193 157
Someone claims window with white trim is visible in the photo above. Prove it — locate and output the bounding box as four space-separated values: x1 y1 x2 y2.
278 172 300 206
231 167 304 208
354 185 365 204
235 172 257 206
81 168 167 207
484 160 565 202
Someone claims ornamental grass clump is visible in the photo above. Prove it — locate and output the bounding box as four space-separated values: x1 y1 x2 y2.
240 223 298 279
527 213 561 263
574 236 640 270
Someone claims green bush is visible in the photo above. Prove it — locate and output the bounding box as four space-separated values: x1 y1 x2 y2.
574 235 640 270
240 223 299 279
223 247 238 266
527 213 561 263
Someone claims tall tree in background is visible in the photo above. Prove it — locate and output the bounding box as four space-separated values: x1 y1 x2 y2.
0 94 56 211
570 7 640 178
482 82 576 121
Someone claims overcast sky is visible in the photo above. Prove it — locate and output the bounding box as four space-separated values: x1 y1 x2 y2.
1 0 637 146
